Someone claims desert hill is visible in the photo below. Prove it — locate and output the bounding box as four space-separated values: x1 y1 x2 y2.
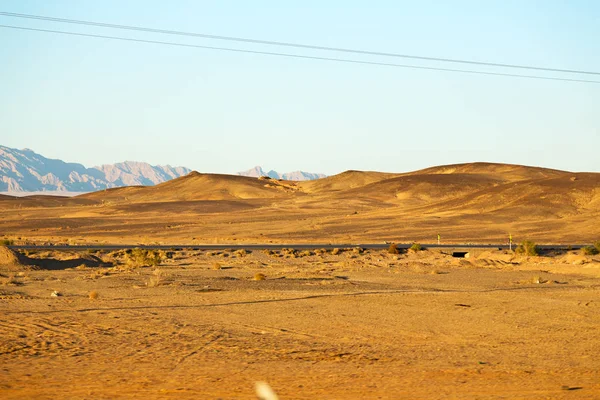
412 162 568 182
81 171 300 202
297 170 399 193
0 162 598 243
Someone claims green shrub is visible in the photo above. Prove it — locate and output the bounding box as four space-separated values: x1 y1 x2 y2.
410 243 423 252
594 241 600 253
0 239 14 246
516 240 539 256
388 244 400 254
126 248 163 267
582 246 599 256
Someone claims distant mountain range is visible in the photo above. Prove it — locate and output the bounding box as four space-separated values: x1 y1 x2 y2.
237 166 326 181
0 146 327 194
0 145 190 193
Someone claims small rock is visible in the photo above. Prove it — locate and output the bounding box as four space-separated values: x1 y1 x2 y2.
50 290 61 297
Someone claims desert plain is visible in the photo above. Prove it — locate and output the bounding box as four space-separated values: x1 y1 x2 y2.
1 162 600 399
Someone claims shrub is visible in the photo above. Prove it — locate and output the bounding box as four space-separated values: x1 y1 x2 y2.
516 240 539 256
0 239 14 246
388 244 400 254
594 241 600 253
582 246 599 256
126 248 163 267
89 291 99 300
410 243 423 252
331 248 341 255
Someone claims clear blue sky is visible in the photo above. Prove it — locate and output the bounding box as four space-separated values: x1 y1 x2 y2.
1 0 599 174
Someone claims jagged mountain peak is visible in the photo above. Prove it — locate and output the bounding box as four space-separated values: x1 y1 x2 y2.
0 146 190 193
237 166 326 181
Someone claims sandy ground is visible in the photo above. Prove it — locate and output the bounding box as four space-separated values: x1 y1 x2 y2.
1 248 599 399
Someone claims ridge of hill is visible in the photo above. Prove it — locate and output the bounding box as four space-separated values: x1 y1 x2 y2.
410 162 568 182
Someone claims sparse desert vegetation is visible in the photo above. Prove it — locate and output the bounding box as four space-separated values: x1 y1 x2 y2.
409 243 423 252
125 248 164 268
582 246 599 255
1 246 600 398
388 243 401 254
516 240 539 256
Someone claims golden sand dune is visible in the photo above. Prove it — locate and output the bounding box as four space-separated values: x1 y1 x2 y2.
0 163 598 244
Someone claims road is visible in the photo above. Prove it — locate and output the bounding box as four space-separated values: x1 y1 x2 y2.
9 243 586 251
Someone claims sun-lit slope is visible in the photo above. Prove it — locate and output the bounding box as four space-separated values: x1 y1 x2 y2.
297 170 399 193
0 194 98 209
411 162 568 182
80 171 299 202
409 172 600 218
335 173 503 207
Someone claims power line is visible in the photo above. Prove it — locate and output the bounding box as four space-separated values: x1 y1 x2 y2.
1 24 599 85
1 10 599 77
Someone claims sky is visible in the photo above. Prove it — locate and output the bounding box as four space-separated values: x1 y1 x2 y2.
1 0 599 175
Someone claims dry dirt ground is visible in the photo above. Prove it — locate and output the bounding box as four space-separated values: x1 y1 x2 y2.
1 247 600 399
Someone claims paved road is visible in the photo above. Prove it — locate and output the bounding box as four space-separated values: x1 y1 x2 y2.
9 243 586 251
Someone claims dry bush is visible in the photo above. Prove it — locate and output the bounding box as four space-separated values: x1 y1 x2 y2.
0 239 14 246
299 250 313 257
331 248 341 255
388 244 400 254
353 247 364 254
212 262 222 270
582 246 599 256
89 291 99 300
126 248 163 268
253 273 266 281
410 243 423 252
516 241 539 256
